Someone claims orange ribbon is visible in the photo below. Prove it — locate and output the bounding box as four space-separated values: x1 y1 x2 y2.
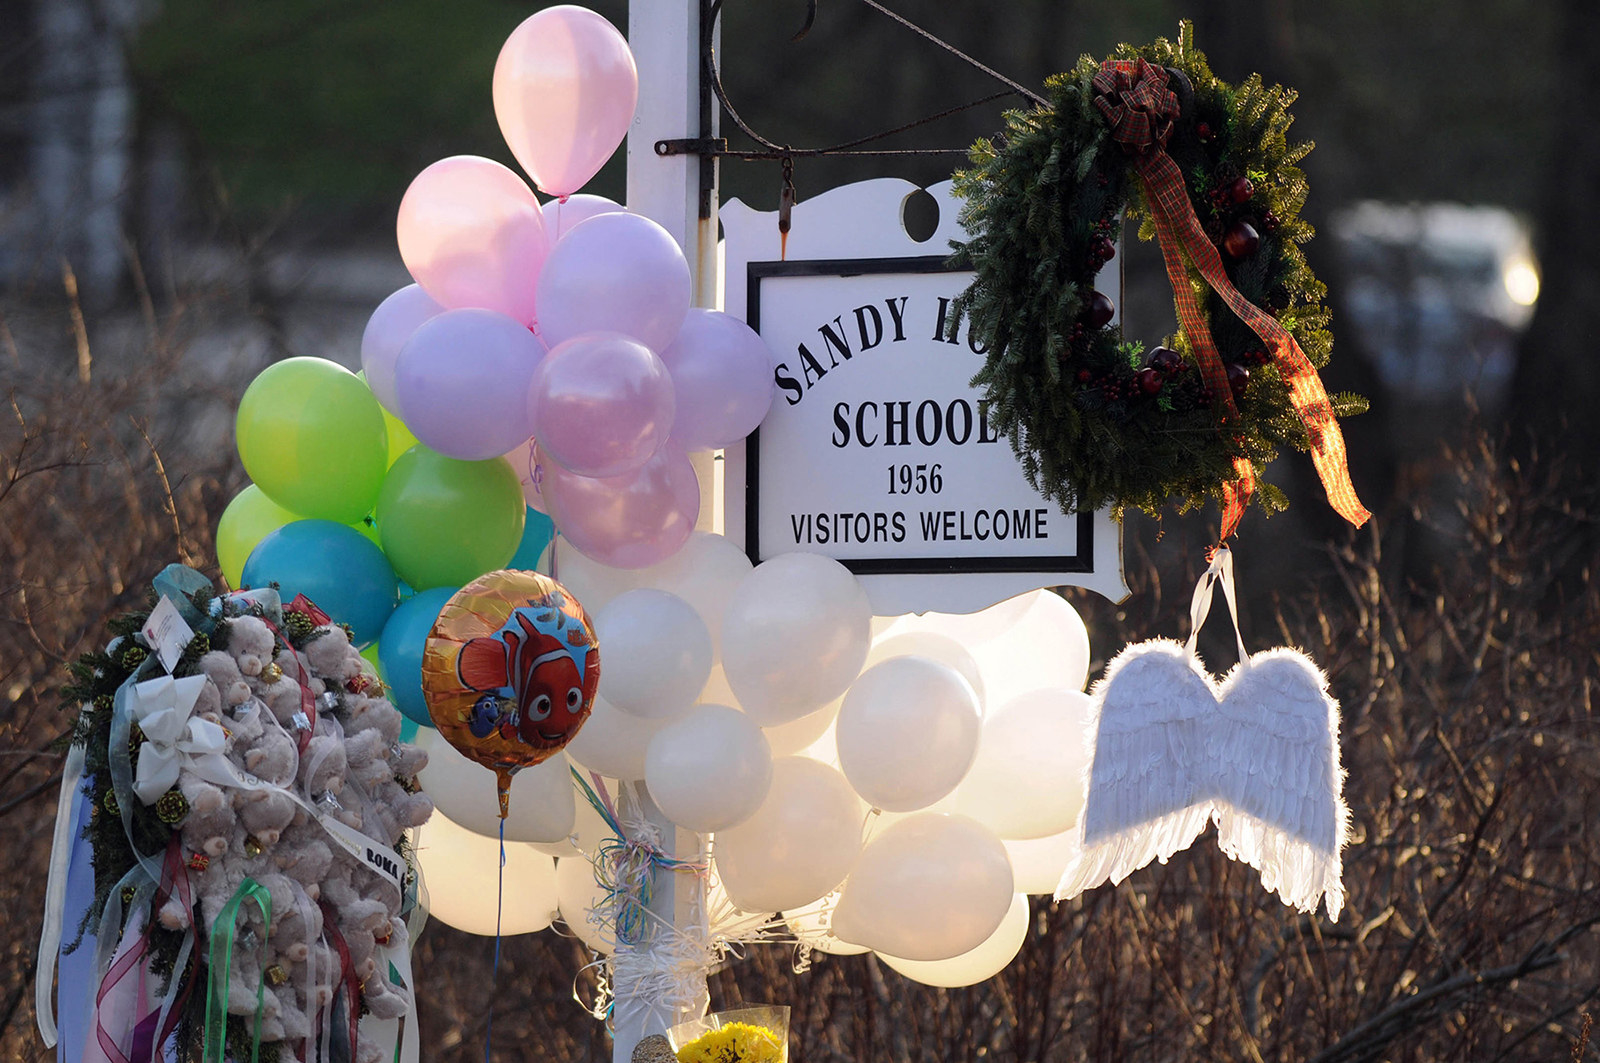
1092 59 1369 541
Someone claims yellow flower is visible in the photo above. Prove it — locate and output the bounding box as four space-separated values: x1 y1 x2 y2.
675 1022 784 1063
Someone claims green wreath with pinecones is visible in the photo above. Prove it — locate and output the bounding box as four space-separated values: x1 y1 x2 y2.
951 23 1369 538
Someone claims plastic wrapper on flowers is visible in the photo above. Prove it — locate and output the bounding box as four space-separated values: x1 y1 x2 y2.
668 1007 789 1063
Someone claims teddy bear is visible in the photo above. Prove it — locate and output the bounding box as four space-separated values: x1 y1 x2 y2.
275 648 325 698
341 691 402 746
388 741 428 781
226 615 277 679
192 677 223 726
198 650 251 709
367 779 434 847
232 706 298 787
236 786 298 848
275 812 336 902
344 728 393 793
320 855 393 938
179 774 235 860
303 626 363 687
299 722 348 801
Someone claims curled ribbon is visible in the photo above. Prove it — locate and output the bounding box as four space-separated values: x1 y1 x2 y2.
203 878 271 1063
129 676 228 804
1092 58 1370 542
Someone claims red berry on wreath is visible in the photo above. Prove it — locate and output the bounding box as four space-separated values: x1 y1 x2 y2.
1148 346 1182 375
1227 362 1250 397
1196 121 1214 142
1084 291 1115 329
1137 367 1163 395
1092 235 1116 263
1223 221 1260 259
1229 176 1254 204
1077 369 1092 383
1261 210 1280 232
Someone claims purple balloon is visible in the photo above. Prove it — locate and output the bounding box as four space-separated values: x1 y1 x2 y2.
659 309 778 449
529 332 675 478
395 308 546 460
540 442 699 569
535 212 691 353
361 284 445 416
544 194 626 243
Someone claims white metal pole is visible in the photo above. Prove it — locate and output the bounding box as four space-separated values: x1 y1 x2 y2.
614 4 717 1062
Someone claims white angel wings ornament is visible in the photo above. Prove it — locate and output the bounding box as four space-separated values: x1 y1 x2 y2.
1055 548 1350 919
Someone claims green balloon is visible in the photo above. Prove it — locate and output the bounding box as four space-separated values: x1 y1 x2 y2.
375 445 525 590
382 406 418 468
216 483 301 588
236 357 388 524
357 369 418 469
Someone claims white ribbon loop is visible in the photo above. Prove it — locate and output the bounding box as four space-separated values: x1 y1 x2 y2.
129 675 226 804
1184 547 1248 666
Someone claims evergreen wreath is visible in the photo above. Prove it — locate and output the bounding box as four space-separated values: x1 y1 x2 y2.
950 23 1369 533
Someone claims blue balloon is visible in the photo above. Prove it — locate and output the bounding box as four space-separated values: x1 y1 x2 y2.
376 585 458 727
507 506 555 571
241 519 399 646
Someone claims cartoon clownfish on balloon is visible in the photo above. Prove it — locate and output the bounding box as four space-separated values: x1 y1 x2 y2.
454 598 599 751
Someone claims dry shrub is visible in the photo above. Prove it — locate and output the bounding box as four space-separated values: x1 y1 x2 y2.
3 285 1597 1062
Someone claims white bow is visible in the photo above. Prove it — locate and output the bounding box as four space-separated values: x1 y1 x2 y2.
130 675 227 804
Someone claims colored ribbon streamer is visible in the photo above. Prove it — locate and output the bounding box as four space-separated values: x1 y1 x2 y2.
571 770 708 948
204 878 272 1063
1092 58 1370 541
36 743 86 1047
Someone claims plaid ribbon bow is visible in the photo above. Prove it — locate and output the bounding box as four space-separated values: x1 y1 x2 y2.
1092 59 1369 542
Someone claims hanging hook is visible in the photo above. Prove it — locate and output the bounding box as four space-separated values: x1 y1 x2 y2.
779 155 797 259
792 0 819 42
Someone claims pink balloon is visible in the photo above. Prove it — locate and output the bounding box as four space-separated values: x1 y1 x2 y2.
493 7 638 198
535 212 691 353
659 309 778 449
396 156 549 325
545 194 626 243
361 284 445 416
540 443 699 569
529 332 675 478
395 309 546 460
502 436 548 512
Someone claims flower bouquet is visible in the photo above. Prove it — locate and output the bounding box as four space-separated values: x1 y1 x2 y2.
669 1006 789 1063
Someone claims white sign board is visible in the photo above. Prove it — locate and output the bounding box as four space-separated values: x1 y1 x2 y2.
722 179 1127 614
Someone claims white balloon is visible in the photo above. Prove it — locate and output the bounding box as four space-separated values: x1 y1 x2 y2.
974 591 1091 708
863 631 986 712
714 757 865 915
879 593 1035 647
644 704 773 831
878 893 1030 987
549 534 645 614
414 810 558 937
784 892 870 956
596 589 713 719
952 688 1094 839
1003 829 1083 895
836 656 981 812
831 812 1013 961
566 695 683 780
529 784 615 857
722 553 872 726
794 715 840 768
415 729 576 844
638 531 753 657
699 663 738 707
763 698 839 757
555 855 612 954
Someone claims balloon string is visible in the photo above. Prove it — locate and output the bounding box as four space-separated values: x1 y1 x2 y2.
485 818 505 1063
